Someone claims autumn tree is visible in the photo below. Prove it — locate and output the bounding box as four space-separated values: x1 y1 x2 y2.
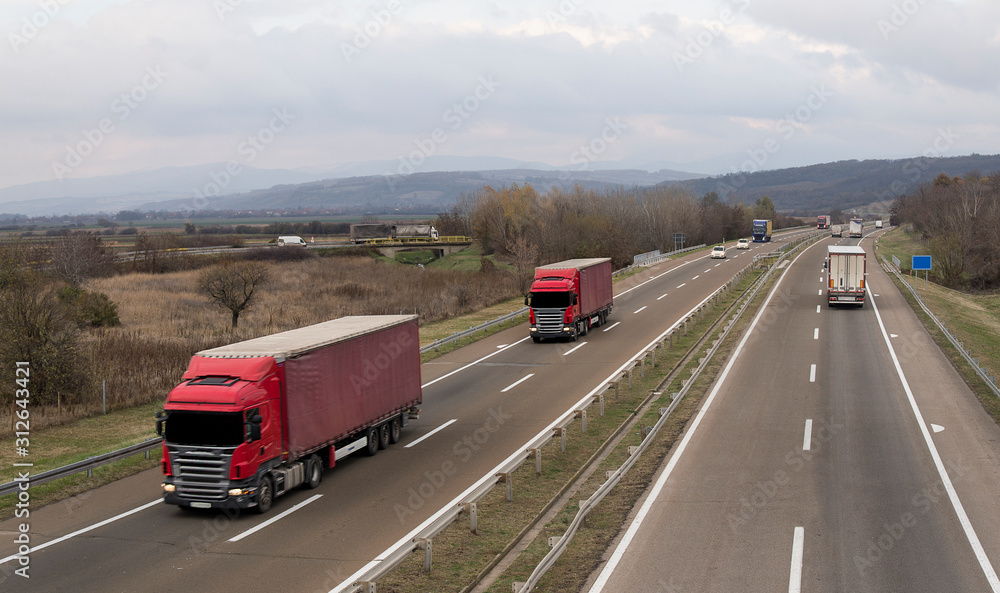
198 259 270 328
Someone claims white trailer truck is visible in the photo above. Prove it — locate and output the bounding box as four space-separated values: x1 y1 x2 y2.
826 246 866 307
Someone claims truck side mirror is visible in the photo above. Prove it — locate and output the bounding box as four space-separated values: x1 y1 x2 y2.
155 410 166 437
524 295 529 306
571 293 578 305
248 414 263 442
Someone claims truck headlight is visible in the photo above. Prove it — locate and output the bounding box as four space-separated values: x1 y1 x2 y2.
229 487 254 496
162 483 176 493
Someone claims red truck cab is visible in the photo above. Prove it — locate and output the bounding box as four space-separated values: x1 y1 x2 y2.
526 258 613 342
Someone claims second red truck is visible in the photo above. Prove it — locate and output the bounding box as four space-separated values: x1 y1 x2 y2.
525 258 614 342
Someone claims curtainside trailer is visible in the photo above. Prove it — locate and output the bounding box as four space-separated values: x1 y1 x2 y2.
157 315 422 513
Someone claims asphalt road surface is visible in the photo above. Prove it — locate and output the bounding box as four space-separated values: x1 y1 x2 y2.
585 230 1000 593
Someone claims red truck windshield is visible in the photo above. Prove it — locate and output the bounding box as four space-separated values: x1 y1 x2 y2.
529 291 571 309
165 411 244 447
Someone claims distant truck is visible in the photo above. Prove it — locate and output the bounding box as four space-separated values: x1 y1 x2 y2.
831 225 842 237
350 224 393 243
816 215 831 229
849 218 863 238
277 235 306 246
157 315 422 514
349 224 439 243
826 246 866 307
526 258 614 342
752 219 773 242
393 224 439 241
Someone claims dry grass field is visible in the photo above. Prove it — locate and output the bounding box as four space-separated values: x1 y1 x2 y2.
49 255 521 423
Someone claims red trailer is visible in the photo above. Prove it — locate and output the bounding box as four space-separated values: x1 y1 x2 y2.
526 258 614 342
157 315 422 513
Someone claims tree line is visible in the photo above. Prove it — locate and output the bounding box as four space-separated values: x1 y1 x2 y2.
892 172 1000 290
436 183 798 270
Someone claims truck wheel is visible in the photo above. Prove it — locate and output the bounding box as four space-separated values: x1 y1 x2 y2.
378 422 390 449
365 426 379 456
256 475 273 514
305 455 322 489
532 336 541 343
389 416 402 444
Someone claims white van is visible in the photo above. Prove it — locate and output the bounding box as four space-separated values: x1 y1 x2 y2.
277 235 307 247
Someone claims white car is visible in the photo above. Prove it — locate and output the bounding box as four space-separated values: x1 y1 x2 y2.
711 245 727 259
736 238 750 249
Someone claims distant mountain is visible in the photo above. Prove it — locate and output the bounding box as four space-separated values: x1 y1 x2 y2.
666 154 1000 214
136 168 705 213
0 164 319 216
0 157 703 216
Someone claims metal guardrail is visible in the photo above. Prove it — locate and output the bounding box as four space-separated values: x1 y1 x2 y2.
881 256 1000 398
0 437 161 496
612 244 706 278
420 307 529 353
514 229 825 592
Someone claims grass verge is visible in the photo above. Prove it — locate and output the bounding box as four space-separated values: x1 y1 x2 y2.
875 229 1000 425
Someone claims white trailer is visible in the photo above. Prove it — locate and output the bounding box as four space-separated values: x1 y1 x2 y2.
826 246 866 307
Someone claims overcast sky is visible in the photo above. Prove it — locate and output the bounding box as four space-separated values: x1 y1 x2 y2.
2 0 998 189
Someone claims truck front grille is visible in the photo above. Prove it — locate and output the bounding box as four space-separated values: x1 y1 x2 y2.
168 445 235 501
534 308 566 334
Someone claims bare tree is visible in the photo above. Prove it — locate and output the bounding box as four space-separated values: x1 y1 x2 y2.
506 236 539 293
50 232 114 286
198 259 270 328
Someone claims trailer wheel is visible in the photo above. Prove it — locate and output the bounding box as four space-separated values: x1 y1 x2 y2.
365 426 379 456
305 455 322 489
256 475 274 514
378 422 390 449
389 416 402 444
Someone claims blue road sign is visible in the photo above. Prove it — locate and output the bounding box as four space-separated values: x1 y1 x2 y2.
912 255 932 271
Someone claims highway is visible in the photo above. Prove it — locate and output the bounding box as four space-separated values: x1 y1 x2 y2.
0 230 812 592
584 230 1000 593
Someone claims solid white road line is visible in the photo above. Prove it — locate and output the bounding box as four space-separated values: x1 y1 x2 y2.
809 364 816 383
789 526 804 593
803 419 813 451
586 240 824 593
563 342 587 356
229 494 323 542
869 285 1000 591
404 419 458 448
634 306 647 314
603 321 621 332
0 499 163 565
501 373 536 391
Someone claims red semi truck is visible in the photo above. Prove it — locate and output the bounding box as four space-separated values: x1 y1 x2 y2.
157 315 422 513
525 258 614 342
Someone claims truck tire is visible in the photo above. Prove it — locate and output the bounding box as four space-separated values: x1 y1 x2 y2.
365 426 379 456
531 336 541 343
378 422 390 449
256 475 274 514
305 455 322 489
389 416 402 444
